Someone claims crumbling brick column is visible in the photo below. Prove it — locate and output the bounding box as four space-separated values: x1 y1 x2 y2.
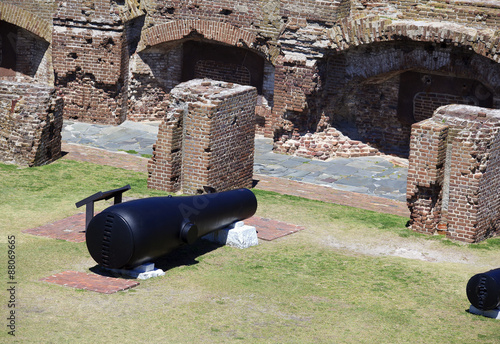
407 105 500 242
0 81 63 166
148 79 257 195
406 119 448 234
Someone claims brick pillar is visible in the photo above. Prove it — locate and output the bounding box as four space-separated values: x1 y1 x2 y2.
0 81 63 166
147 107 183 192
406 119 448 234
148 79 257 195
407 105 500 242
445 130 481 242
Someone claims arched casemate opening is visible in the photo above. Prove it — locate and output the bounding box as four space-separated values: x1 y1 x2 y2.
0 7 61 167
275 40 500 159
0 20 51 84
129 21 274 134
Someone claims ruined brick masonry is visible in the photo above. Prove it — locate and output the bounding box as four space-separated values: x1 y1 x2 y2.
407 105 500 243
0 81 63 166
147 79 257 195
2 0 500 240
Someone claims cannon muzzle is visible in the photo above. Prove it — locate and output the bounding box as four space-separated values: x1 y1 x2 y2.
466 268 500 311
86 188 257 269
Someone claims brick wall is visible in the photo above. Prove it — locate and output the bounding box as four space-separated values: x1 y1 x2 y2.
194 60 251 86
0 0 58 23
281 0 350 25
52 0 128 124
143 0 265 33
2 0 500 183
128 44 182 121
407 105 500 242
0 81 63 166
394 0 500 29
148 79 257 195
275 37 500 158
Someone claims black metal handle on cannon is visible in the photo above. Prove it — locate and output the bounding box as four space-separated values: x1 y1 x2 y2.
85 188 257 269
75 185 131 231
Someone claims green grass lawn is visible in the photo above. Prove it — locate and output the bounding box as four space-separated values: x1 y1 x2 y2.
1 159 500 343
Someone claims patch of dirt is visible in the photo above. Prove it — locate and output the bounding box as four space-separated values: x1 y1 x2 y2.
324 234 483 266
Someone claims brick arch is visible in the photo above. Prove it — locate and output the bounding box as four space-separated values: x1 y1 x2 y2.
328 18 500 93
331 17 499 64
137 19 257 52
0 3 52 43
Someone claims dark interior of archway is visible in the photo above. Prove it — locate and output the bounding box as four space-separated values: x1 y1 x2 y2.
182 41 264 94
327 70 495 158
0 21 17 77
398 71 494 125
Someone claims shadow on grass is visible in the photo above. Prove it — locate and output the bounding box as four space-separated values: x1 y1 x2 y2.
152 239 224 271
89 238 224 278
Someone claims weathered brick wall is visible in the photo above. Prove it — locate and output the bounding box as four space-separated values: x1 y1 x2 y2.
281 0 351 25
52 0 128 124
276 35 500 158
128 44 182 121
0 0 59 23
148 79 257 195
2 0 500 171
143 0 266 34
0 81 63 166
407 105 500 242
394 0 500 29
0 13 52 85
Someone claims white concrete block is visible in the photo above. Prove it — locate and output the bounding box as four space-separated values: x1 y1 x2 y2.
203 221 258 249
135 263 155 273
104 263 165 280
469 305 500 319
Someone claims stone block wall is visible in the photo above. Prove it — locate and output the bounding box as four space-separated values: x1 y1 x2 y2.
0 81 63 166
148 79 257 195
407 105 500 242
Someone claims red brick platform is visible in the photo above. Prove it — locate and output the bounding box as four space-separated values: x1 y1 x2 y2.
23 213 303 243
40 271 140 294
246 216 305 241
23 213 87 242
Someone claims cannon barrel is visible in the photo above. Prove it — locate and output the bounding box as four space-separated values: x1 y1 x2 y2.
85 188 257 269
466 268 500 311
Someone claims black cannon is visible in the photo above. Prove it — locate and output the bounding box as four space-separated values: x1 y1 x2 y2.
85 188 257 269
466 268 500 311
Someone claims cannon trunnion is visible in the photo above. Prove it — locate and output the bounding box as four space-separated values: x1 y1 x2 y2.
85 189 257 269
